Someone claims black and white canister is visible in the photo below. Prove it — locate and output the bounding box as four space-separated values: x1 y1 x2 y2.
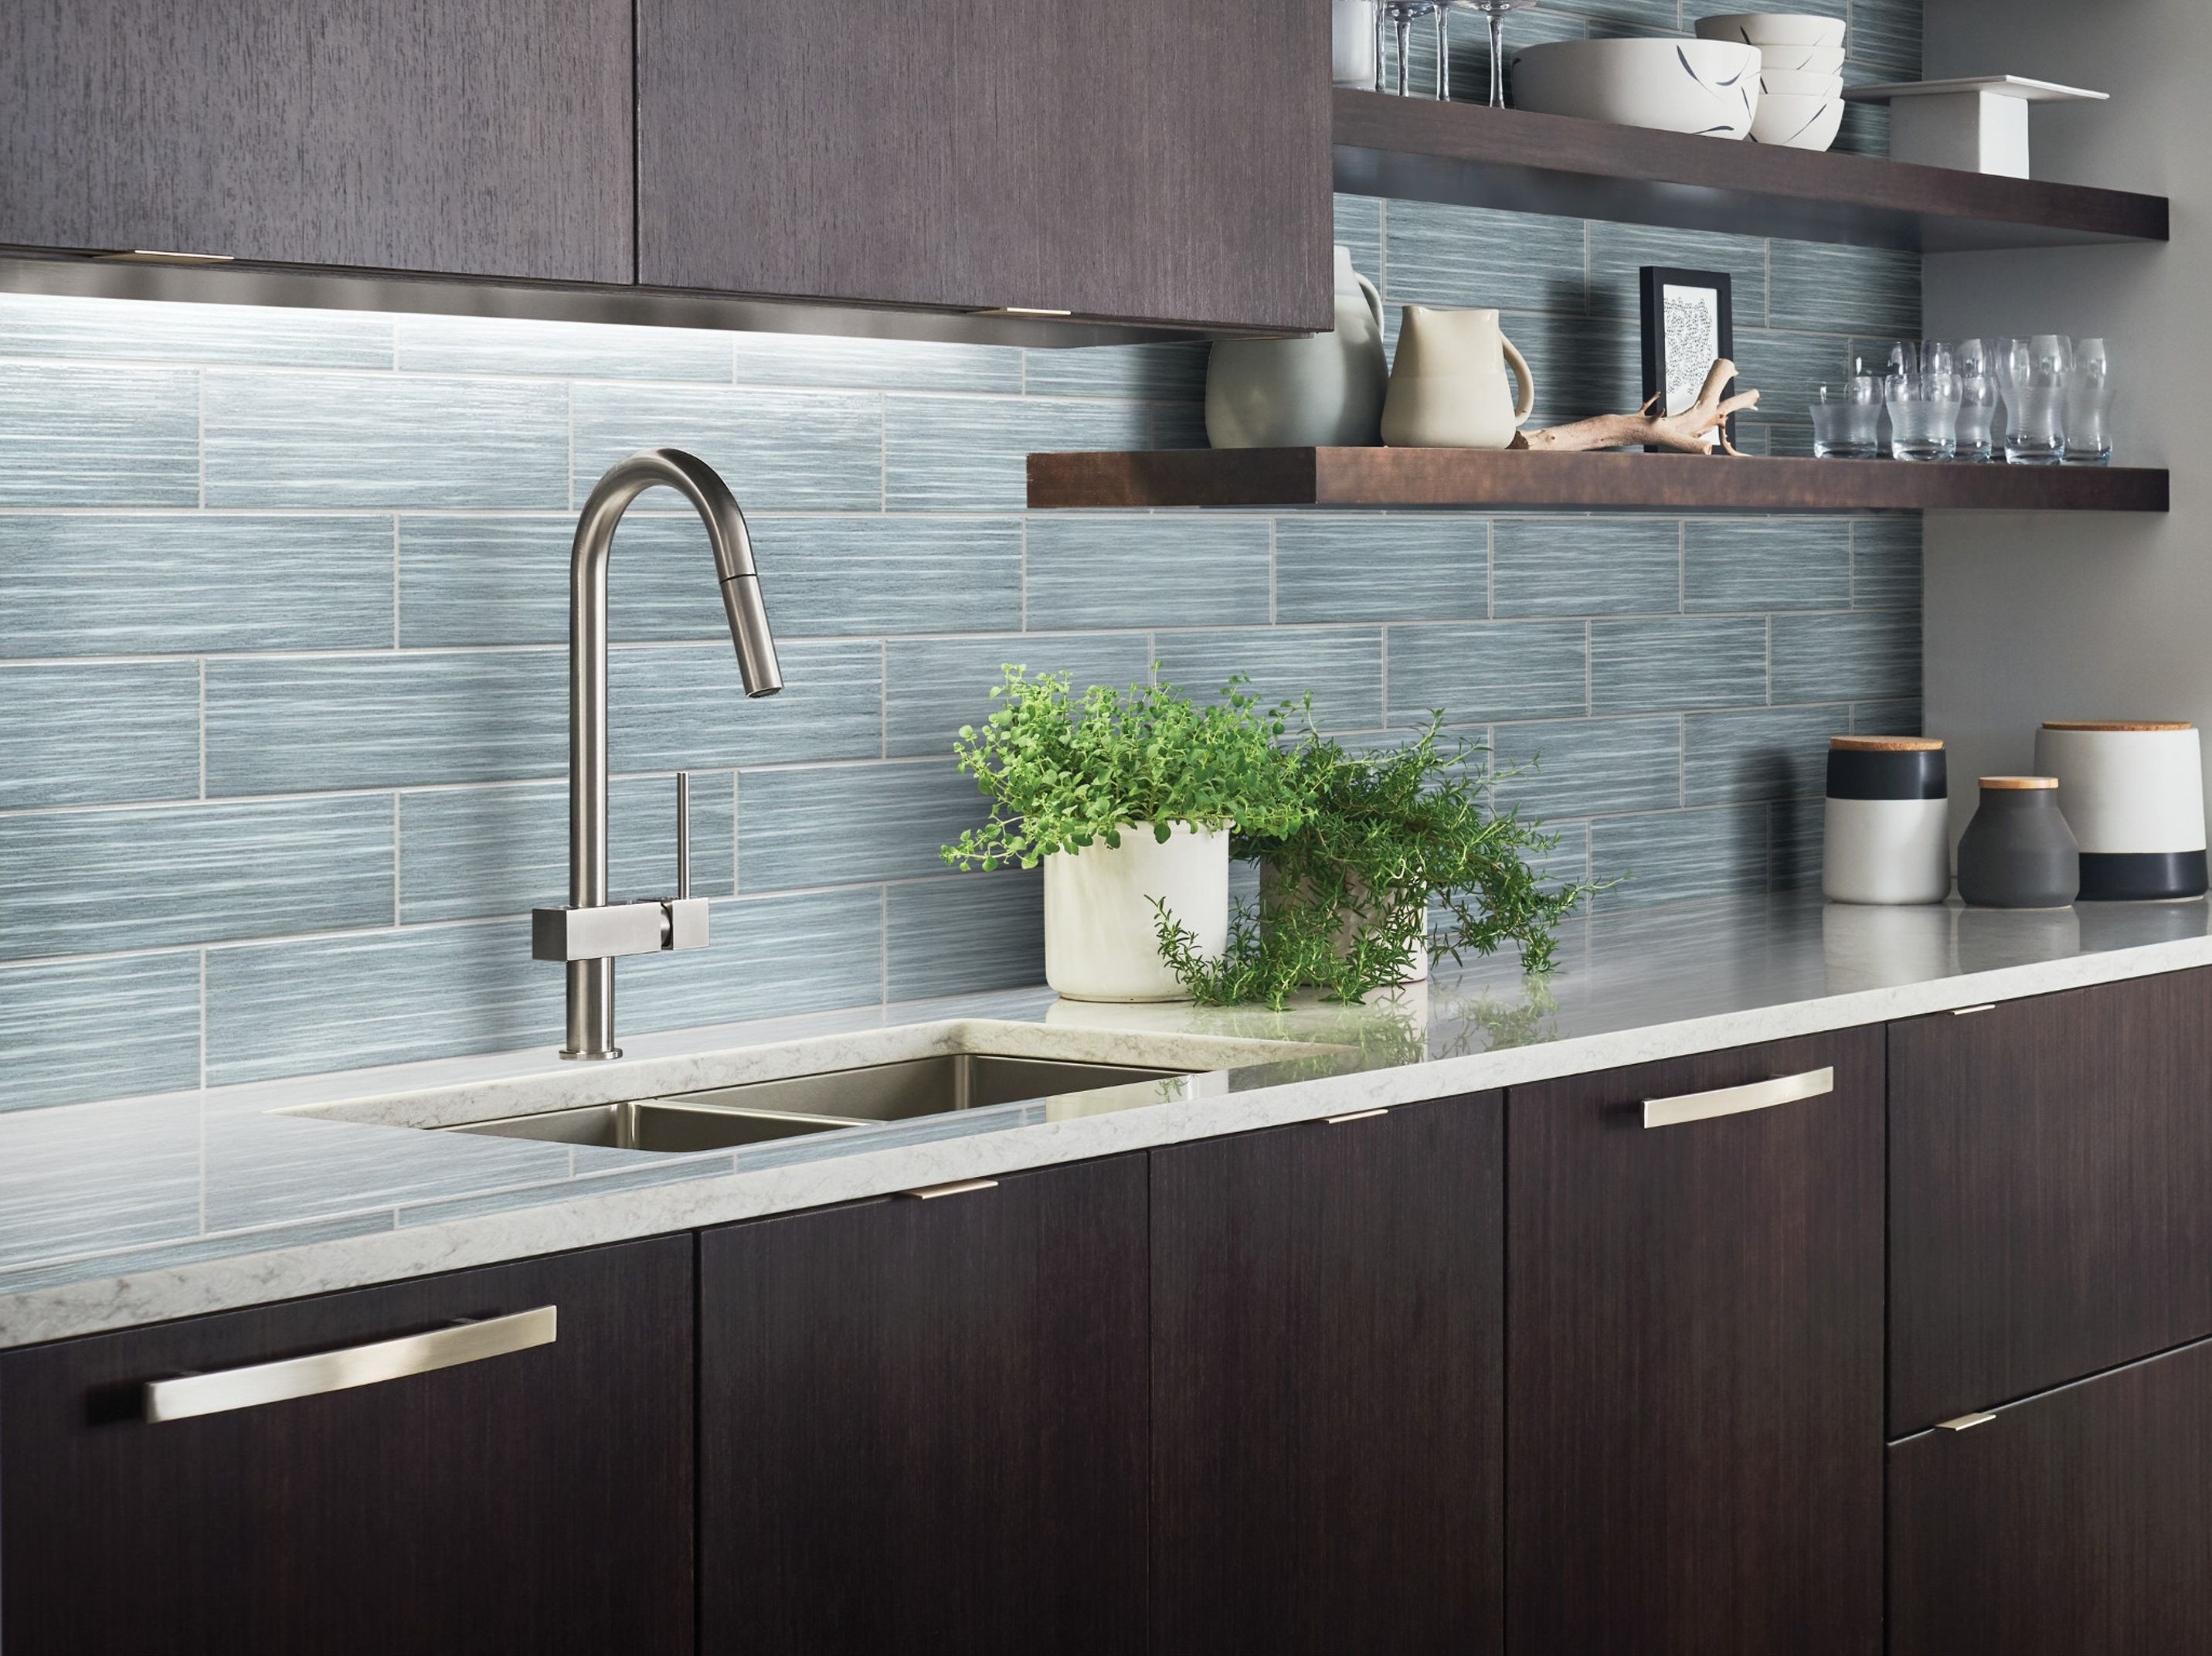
2033 722 2209 901
1823 736 1950 905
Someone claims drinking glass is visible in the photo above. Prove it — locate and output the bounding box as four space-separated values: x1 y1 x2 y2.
1887 369 1962 461
2064 337 2115 465
1945 338 1999 462
1379 2 1445 97
1996 335 2071 465
1333 0 1380 89
1446 1 1530 107
1811 379 1884 458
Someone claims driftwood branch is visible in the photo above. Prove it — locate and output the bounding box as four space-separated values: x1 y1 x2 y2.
1513 359 1762 456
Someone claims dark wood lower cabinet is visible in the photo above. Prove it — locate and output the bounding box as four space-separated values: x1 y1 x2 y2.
1891 1335 2212 1656
1150 1095 1505 1656
698 1157 1148 1656
0 1238 694 1655
1506 1029 1886 1656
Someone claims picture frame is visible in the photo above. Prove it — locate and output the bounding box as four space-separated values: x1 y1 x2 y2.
1639 267 1737 452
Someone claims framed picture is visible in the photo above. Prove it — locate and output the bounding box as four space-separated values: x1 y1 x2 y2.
1639 267 1737 451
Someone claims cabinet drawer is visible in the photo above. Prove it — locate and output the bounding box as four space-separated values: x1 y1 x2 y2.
1507 1029 1885 1656
0 1237 693 1656
1889 969 2212 1434
1890 1335 2212 1656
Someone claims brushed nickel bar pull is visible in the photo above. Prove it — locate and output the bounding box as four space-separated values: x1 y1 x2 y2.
1643 1066 1835 1130
900 1178 1001 1201
1327 1107 1391 1124
1952 1004 1998 1017
1937 1411 1999 1432
143 1306 557 1423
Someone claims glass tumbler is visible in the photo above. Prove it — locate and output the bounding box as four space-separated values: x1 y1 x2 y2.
1997 335 2071 465
1946 338 1999 462
2064 337 2115 465
1886 369 1962 461
1812 379 1884 459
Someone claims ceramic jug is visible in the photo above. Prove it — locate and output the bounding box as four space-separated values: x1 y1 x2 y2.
1205 246 1387 449
1381 305 1536 449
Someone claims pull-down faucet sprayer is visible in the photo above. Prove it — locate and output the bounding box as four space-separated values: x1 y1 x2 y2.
531 448 782 1062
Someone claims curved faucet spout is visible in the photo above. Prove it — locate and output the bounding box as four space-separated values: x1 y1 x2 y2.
556 447 783 1061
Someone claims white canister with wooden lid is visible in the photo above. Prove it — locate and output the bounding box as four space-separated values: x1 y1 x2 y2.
1823 736 1951 905
2032 721 2208 901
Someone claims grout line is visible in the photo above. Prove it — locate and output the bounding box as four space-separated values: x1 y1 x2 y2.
196 658 207 799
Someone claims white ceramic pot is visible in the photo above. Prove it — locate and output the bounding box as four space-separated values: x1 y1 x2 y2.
2034 722 2209 901
1760 68 1843 97
1331 0 1378 89
1206 246 1387 449
1043 822 1228 1002
1751 93 1845 148
1694 12 1847 48
1381 305 1536 450
1823 798 1951 904
1509 39 1761 138
1747 43 1843 73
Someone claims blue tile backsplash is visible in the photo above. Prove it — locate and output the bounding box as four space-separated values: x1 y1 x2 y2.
0 0 1923 1107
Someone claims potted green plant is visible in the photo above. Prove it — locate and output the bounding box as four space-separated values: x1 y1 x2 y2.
940 667 1309 1002
1153 715 1595 1009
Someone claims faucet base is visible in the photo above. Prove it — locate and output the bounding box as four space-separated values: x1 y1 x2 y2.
559 1047 624 1063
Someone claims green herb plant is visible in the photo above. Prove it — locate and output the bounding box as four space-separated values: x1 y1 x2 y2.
939 666 1310 872
1154 712 1599 1010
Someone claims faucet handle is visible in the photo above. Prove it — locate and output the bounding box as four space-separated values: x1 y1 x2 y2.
675 771 691 901
664 771 709 951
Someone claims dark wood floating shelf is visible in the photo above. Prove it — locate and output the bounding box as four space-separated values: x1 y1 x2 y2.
1333 90 2170 253
1027 447 2171 514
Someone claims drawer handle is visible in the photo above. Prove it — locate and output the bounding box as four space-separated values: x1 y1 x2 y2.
142 1306 557 1423
1326 1108 1390 1125
1643 1067 1834 1130
900 1178 1000 1201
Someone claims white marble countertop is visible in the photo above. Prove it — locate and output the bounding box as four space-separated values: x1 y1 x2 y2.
4 893 2208 1350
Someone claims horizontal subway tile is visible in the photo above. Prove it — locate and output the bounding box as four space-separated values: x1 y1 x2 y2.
1446 5 1588 97
1684 518 1852 612
738 763 977 892
394 314 732 381
0 797 394 961
399 774 736 924
204 371 568 508
620 889 885 1035
1592 616 1768 712
1840 0 1919 73
0 661 201 808
0 514 394 658
206 920 554 1084
1684 704 1849 806
1388 621 1588 725
760 516 1025 637
885 632 1153 758
888 871 1045 1001
1382 201 1587 315
1592 804 1770 912
1493 518 1680 617
207 651 566 795
1772 608 1920 704
1732 328 1856 424
1152 626 1385 732
738 334 1021 394
1334 193 1385 284
0 365 200 505
1273 515 1489 624
1769 243 1921 338
1587 223 1769 324
1851 698 1923 738
613 638 885 770
885 395 1149 511
1021 341 1209 402
1851 517 1922 609
1512 315 1644 427
1150 403 1211 451
1769 794 1826 891
1025 515 1272 631
0 954 205 1110
1491 716 1683 819
570 383 885 512
0 294 395 368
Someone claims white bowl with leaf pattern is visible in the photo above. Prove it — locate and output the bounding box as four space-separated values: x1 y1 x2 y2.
1748 92 1845 148
1694 12 1847 49
1510 39 1762 139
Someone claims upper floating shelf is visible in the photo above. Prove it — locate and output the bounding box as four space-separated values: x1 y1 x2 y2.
1331 90 2169 253
1026 448 2170 515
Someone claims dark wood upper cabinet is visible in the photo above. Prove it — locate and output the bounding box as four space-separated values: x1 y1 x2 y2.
1890 1335 2212 1656
1507 1029 1886 1656
0 1238 694 1656
1150 1096 1505 1656
636 0 1334 332
0 0 633 281
698 1158 1149 1656
1889 970 2212 1435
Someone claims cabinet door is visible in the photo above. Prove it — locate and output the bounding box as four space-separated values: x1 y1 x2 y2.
1889 970 2212 1434
1151 1095 1504 1656
1890 1335 2212 1656
699 1158 1148 1656
0 1237 693 1655
1507 1029 1885 1656
637 0 1332 332
0 0 632 281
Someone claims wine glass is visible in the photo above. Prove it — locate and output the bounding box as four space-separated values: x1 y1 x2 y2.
1448 0 1530 107
1378 2 1445 97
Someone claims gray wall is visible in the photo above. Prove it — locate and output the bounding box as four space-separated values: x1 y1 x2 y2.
0 0 1925 1108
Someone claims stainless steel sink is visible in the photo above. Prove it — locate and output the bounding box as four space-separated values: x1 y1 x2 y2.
450 1052 1191 1153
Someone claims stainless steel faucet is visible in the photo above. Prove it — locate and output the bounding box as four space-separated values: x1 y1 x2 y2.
531 449 782 1061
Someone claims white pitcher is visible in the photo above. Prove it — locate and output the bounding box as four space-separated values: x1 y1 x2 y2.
1205 246 1387 449
1381 305 1537 450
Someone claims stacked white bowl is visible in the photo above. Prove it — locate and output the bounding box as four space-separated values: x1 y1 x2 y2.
1694 12 1847 149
